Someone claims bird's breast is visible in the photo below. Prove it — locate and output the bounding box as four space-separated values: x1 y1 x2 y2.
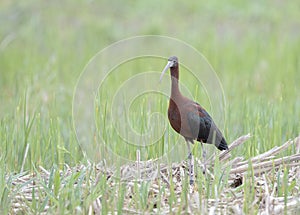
168 100 194 139
168 107 181 133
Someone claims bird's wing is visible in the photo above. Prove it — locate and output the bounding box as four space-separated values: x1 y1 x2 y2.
186 103 212 142
186 102 225 147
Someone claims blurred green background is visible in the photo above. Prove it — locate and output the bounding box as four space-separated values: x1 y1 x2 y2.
0 0 299 171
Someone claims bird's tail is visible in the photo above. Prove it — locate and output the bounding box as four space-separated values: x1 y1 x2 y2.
216 137 228 151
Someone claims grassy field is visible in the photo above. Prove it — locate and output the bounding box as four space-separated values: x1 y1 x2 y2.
1 0 300 214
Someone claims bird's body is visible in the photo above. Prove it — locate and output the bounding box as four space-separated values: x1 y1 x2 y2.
168 96 228 150
160 56 228 184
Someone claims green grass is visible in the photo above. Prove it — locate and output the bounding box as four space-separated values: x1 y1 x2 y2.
1 0 300 213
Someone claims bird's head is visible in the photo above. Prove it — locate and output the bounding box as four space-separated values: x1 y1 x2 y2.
160 56 178 82
167 56 178 68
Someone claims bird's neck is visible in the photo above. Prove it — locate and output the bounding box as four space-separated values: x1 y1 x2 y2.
170 67 181 98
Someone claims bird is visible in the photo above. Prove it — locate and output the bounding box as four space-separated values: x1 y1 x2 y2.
160 56 228 184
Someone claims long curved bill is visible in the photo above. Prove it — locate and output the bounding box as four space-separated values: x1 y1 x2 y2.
159 61 173 82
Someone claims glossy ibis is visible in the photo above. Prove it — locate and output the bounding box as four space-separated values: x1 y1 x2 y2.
160 56 228 184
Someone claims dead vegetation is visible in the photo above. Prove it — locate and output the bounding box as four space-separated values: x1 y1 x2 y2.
7 134 300 214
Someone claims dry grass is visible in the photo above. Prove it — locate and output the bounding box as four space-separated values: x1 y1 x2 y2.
7 135 300 214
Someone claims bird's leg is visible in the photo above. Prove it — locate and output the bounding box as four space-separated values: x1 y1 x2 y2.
186 141 195 185
201 142 207 174
201 142 207 161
